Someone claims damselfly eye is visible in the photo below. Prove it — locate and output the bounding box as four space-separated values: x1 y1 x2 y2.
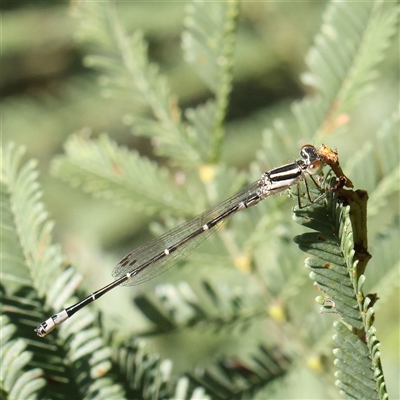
300 145 318 162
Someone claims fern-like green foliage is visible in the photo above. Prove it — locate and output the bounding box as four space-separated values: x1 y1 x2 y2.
303 2 397 111
186 344 290 399
259 1 397 167
1 314 45 400
72 1 238 166
114 338 215 400
2 0 399 399
293 175 388 398
133 279 266 336
182 1 239 162
75 2 200 166
345 113 400 217
1 143 127 399
51 132 202 217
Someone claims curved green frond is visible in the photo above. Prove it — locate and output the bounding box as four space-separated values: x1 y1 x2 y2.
1 144 61 297
303 2 398 112
337 112 400 235
182 1 238 94
184 100 218 164
1 143 126 399
368 113 400 216
115 338 211 400
258 0 398 164
333 321 377 399
182 0 239 162
345 113 399 193
367 224 400 306
73 1 204 165
293 176 388 399
52 132 203 217
0 316 45 400
186 344 290 399
133 280 264 336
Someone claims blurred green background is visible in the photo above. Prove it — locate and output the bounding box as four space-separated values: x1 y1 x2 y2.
2 1 399 398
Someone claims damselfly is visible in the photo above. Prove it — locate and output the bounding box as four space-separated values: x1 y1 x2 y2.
35 144 327 337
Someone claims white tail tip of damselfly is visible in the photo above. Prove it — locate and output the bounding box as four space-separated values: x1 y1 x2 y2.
34 310 68 337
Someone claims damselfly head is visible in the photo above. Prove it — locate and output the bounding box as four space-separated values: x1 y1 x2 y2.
300 145 325 175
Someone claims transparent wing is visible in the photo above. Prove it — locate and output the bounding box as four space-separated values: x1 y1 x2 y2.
112 180 261 286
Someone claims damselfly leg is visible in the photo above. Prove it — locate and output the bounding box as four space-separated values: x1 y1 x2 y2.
295 173 327 209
